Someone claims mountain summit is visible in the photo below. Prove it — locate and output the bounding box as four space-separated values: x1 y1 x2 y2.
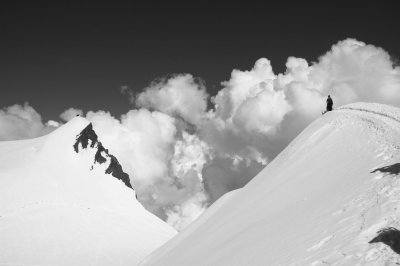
141 103 400 265
0 117 176 266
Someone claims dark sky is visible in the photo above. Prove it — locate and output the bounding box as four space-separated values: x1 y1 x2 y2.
1 1 399 121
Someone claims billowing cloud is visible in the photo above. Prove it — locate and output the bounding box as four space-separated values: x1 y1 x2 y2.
310 39 400 106
166 192 208 231
135 74 208 125
2 39 400 231
60 108 84 122
212 58 292 135
84 109 210 231
0 103 57 141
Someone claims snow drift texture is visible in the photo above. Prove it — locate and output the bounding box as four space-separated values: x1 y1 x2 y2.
141 103 400 265
0 117 176 266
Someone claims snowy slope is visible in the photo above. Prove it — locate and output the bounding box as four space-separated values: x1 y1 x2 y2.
0 117 176 266
141 103 400 265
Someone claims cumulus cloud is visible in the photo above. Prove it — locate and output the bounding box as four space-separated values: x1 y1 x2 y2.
310 39 400 106
83 108 210 230
60 108 84 122
135 74 208 125
166 192 208 231
212 58 292 135
2 38 400 230
0 103 57 141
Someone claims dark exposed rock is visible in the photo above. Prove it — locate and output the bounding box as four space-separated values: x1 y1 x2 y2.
74 123 133 189
105 154 132 189
94 143 108 165
369 227 400 254
371 163 400 176
73 123 98 152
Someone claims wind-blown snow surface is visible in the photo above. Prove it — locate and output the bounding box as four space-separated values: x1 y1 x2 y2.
141 103 400 265
0 117 176 266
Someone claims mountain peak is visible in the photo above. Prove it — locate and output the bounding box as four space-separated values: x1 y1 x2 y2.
73 123 133 189
0 117 177 265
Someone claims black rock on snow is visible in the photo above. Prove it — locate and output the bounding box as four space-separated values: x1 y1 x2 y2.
369 227 400 254
73 123 133 189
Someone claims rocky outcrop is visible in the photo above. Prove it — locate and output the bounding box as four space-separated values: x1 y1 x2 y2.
73 123 133 189
369 227 400 254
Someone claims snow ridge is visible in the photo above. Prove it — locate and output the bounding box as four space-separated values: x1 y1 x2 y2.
74 123 133 189
141 102 400 265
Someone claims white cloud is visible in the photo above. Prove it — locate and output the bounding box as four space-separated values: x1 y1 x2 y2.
213 58 277 121
135 74 208 125
60 108 83 122
0 103 57 141
310 39 400 106
171 131 211 178
46 120 61 127
166 192 208 231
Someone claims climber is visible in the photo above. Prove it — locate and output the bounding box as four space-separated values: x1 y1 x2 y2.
326 95 333 112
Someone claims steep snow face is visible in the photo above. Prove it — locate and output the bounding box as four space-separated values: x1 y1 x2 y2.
141 103 400 265
0 117 176 266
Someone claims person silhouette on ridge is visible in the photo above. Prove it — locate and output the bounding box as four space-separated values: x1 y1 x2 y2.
326 95 333 112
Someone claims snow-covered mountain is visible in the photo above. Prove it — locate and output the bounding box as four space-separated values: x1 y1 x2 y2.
141 103 400 265
0 117 176 266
